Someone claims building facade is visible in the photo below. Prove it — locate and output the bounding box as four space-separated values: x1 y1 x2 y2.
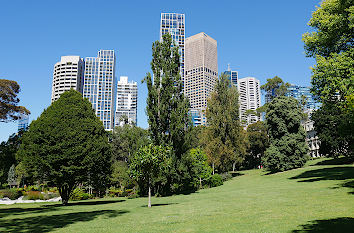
302 110 321 157
115 76 137 126
185 32 218 126
51 56 84 102
223 66 238 87
238 77 261 126
160 13 185 83
83 50 116 130
18 114 29 132
285 84 320 110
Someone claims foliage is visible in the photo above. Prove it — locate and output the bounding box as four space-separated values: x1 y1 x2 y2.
129 144 171 207
70 188 93 201
262 97 309 172
207 174 223 188
261 76 290 102
244 121 269 169
111 161 135 189
303 0 354 157
0 188 22 200
0 79 30 122
17 90 111 205
219 172 233 182
202 73 246 173
7 164 16 187
0 130 25 185
143 33 191 158
111 124 150 163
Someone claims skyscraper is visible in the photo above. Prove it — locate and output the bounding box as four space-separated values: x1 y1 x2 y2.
238 77 261 126
51 56 84 102
160 13 185 82
115 76 137 126
83 50 116 130
185 32 218 125
18 114 29 132
286 84 320 110
223 65 238 87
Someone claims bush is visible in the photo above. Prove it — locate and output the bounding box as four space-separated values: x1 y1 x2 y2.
220 172 233 182
0 188 22 200
24 191 44 200
70 188 93 201
207 174 223 188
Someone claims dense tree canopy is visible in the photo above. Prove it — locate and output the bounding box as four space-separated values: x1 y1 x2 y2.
17 90 111 204
260 76 290 102
0 79 30 122
263 97 309 172
202 73 246 173
303 0 353 157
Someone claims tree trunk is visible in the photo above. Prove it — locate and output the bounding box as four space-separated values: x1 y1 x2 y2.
59 185 73 205
148 185 151 208
199 177 202 189
212 163 215 175
233 162 236 172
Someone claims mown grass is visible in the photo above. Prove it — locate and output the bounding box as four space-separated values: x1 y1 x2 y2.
1 157 353 232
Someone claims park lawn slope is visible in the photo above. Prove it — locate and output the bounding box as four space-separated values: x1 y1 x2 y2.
0 157 353 232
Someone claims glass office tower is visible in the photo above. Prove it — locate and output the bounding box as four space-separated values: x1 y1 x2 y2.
286 84 320 110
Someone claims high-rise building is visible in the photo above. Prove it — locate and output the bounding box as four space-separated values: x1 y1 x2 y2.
18 114 29 132
83 50 116 130
185 32 218 126
115 76 137 126
51 56 84 102
160 13 185 82
286 84 320 110
224 65 238 87
238 77 261 126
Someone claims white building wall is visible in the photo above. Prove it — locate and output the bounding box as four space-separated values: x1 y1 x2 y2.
238 77 261 126
115 76 138 126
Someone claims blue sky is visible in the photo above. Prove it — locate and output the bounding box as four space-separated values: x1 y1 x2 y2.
0 0 320 142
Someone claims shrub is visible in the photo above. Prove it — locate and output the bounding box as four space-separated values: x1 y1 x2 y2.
24 191 44 200
0 188 22 200
220 172 232 182
70 188 93 201
207 174 223 188
108 187 122 197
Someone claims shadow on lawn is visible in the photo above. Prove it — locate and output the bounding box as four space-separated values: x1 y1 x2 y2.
292 217 354 233
312 157 354 166
0 209 128 233
289 167 354 194
141 203 177 207
0 199 125 218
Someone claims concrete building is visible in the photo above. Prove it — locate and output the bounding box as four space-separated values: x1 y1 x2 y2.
51 56 84 102
238 77 261 126
83 50 116 130
18 114 29 132
302 110 321 157
160 13 185 82
115 76 137 126
185 32 218 125
286 84 321 110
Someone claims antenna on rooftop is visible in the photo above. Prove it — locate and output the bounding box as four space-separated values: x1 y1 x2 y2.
227 63 231 71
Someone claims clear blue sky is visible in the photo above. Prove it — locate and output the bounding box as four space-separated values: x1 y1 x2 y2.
0 0 320 142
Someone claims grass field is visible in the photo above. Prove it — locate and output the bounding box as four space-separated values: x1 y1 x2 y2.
1 157 353 232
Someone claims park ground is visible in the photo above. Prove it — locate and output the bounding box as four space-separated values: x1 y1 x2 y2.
0 157 353 233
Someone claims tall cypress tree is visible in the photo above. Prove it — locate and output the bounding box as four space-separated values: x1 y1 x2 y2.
143 33 191 158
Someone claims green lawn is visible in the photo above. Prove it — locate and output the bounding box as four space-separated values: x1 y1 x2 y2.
1 157 353 233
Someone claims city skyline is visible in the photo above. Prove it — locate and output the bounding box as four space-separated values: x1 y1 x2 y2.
0 0 320 142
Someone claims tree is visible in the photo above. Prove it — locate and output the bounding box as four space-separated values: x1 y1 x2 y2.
17 90 111 205
262 97 309 172
7 164 16 188
129 144 171 208
245 121 269 169
303 0 354 157
261 76 290 102
0 79 30 122
111 124 150 163
143 33 191 158
202 73 246 173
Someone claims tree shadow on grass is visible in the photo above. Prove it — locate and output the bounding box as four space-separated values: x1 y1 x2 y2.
0 199 125 218
0 209 128 233
292 217 354 233
140 203 177 208
312 157 354 166
289 167 354 194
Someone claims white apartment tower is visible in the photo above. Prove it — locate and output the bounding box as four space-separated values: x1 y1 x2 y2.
160 13 185 82
83 50 116 130
115 76 137 126
185 32 218 125
238 77 261 126
51 56 84 102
